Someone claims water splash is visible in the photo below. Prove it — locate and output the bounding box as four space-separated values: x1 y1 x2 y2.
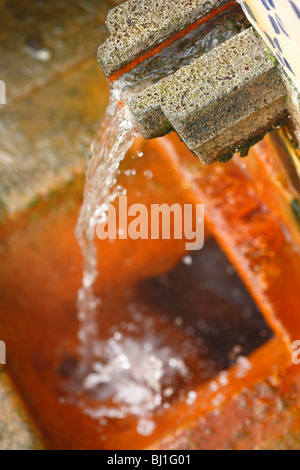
82 332 189 422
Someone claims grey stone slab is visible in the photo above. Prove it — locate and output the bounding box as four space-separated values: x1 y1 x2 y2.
98 0 233 77
194 97 287 163
129 28 288 163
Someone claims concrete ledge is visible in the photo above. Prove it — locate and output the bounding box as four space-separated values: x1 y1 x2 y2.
195 97 287 162
98 0 233 77
129 28 287 163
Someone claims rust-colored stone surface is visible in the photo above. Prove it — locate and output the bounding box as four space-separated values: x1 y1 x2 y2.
0 133 299 450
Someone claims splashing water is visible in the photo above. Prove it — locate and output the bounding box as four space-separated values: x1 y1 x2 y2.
82 332 190 423
75 87 138 356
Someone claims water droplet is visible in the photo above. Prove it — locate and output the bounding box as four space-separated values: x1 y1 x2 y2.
211 393 225 407
144 170 153 180
235 356 252 379
124 169 136 176
174 317 183 327
186 391 197 405
218 371 229 387
182 255 193 266
137 419 156 436
163 387 174 398
209 381 219 393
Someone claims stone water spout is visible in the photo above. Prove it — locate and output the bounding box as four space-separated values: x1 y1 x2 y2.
98 0 300 164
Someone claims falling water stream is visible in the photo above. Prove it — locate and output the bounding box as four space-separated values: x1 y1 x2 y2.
74 83 196 433
75 87 138 356
75 2 249 355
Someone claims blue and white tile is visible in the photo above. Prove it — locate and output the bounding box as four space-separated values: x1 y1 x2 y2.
238 0 300 91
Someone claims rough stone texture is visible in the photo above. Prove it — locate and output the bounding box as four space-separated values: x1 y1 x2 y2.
283 75 300 145
194 97 286 162
129 28 287 163
98 0 233 77
0 369 43 450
